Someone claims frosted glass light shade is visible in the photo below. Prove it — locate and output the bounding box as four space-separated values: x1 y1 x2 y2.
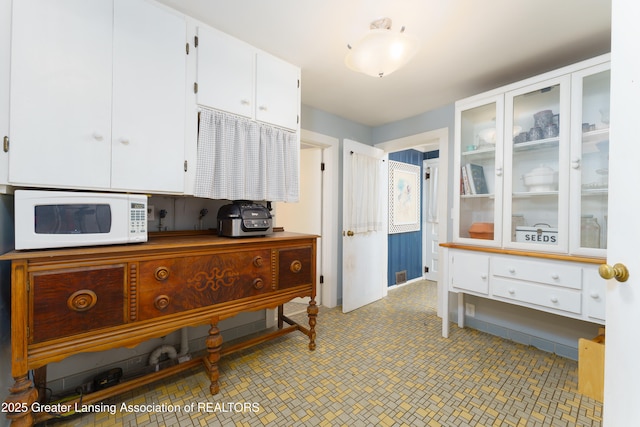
345 28 419 78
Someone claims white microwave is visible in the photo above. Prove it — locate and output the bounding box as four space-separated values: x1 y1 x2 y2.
14 190 148 250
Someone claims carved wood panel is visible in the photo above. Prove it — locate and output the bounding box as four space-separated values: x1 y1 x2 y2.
136 249 274 320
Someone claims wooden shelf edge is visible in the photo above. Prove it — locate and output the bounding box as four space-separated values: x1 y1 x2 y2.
440 242 605 264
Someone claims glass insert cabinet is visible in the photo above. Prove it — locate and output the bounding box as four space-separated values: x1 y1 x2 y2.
453 57 610 257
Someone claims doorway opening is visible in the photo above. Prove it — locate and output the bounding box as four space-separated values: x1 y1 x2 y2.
273 130 339 317
375 128 449 318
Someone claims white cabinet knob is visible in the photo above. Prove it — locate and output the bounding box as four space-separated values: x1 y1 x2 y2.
590 292 600 299
92 132 104 142
508 288 515 294
550 296 559 303
480 274 487 280
496 167 503 177
119 138 130 145
571 158 581 169
259 105 268 111
551 273 559 280
240 99 250 106
508 267 516 274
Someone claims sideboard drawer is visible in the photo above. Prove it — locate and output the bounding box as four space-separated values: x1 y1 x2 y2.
277 246 313 289
136 250 274 320
492 256 582 289
31 265 126 343
492 277 582 315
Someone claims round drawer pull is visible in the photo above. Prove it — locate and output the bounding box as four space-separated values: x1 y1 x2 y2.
480 274 487 280
508 268 516 274
550 296 559 304
67 289 98 312
253 278 264 289
154 295 171 310
154 267 170 281
551 273 559 280
290 260 302 273
590 292 600 299
508 288 515 295
253 256 264 268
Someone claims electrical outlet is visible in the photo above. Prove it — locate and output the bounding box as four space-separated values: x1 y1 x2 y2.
147 205 155 221
465 303 475 317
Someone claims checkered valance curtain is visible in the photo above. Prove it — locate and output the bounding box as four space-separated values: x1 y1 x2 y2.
194 108 299 202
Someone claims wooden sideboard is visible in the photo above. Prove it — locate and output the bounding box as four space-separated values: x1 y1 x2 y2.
1 231 317 426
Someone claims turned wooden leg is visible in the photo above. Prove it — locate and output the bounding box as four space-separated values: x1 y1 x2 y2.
33 366 47 404
5 375 37 427
307 299 318 351
277 304 284 329
203 316 223 395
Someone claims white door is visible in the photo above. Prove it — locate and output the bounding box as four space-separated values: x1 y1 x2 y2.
342 139 388 313
196 25 254 119
111 0 186 193
9 0 112 189
255 52 300 131
603 1 640 423
274 146 323 305
423 158 439 281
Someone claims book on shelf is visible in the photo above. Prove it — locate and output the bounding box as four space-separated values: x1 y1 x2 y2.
461 165 471 195
464 163 489 195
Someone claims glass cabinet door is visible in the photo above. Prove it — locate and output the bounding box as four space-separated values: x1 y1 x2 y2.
454 96 503 246
570 64 610 256
503 76 571 251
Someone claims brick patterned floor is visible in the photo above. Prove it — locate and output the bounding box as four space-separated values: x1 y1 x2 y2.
43 281 602 427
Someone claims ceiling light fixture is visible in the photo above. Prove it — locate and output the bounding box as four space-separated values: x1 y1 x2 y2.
345 17 419 78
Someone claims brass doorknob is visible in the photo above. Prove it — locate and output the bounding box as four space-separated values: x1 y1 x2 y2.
346 230 354 237
599 263 629 282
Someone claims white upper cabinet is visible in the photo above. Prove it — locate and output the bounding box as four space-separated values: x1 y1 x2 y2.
10 0 113 189
452 54 610 256
255 52 300 130
111 0 186 193
9 0 187 193
195 25 300 131
195 25 254 120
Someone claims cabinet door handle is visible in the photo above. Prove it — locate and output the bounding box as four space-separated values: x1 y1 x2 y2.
496 167 503 177
119 137 130 145
240 99 250 106
551 273 559 280
480 274 487 280
92 132 104 142
508 288 515 295
571 158 581 169
550 296 559 304
590 292 600 299
259 105 268 111
508 268 516 274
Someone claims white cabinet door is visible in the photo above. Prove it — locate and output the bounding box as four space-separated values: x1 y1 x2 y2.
111 0 186 193
9 0 113 189
449 251 490 295
256 52 299 130
196 25 254 119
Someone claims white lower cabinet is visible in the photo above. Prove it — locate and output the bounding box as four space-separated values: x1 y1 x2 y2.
446 248 604 326
450 251 490 295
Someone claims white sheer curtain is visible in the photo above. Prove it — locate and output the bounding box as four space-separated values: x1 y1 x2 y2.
194 108 299 202
346 152 383 233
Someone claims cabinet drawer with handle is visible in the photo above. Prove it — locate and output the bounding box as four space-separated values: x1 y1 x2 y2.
136 250 274 320
491 256 582 289
492 277 582 315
